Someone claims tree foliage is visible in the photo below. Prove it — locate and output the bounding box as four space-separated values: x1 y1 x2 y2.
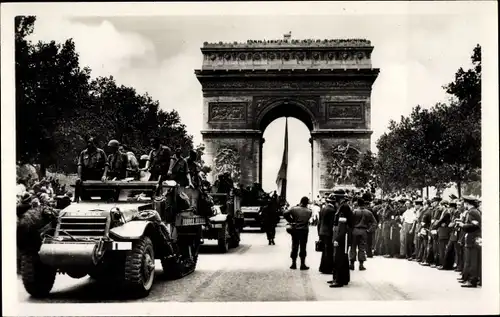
373 45 481 197
15 16 208 176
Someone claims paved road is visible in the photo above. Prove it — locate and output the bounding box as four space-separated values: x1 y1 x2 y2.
18 220 485 303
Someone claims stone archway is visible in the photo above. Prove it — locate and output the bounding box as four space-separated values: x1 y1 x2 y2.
195 37 379 198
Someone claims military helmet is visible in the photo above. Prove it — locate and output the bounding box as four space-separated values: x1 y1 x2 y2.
140 154 149 160
108 139 120 148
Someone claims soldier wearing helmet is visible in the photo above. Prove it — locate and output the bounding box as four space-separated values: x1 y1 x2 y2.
106 139 129 180
77 136 108 182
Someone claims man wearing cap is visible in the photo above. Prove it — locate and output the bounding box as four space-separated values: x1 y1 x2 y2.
317 194 336 274
435 200 452 269
458 196 481 288
409 198 424 260
283 196 312 270
417 201 433 264
349 197 377 271
77 136 108 182
170 147 194 192
443 200 459 270
106 139 129 180
362 193 377 258
329 190 354 288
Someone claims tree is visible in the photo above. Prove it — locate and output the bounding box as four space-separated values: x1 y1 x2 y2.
16 16 92 176
438 45 481 197
352 150 375 188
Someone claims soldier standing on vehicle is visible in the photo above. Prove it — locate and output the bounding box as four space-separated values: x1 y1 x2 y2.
106 140 129 180
141 137 173 182
77 136 108 182
185 149 202 209
170 147 194 193
283 196 312 270
120 144 140 180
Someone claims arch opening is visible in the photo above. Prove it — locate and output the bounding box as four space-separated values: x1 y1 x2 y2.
257 101 315 132
261 117 312 206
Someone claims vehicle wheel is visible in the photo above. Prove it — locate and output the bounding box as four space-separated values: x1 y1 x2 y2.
162 240 199 280
20 252 56 298
217 224 230 253
123 236 155 298
229 227 240 248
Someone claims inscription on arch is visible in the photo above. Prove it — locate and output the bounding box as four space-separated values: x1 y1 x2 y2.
326 103 364 121
209 102 247 122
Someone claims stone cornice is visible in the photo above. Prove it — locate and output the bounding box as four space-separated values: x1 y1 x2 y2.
202 38 373 48
200 39 375 70
311 129 373 136
195 68 380 78
201 129 262 136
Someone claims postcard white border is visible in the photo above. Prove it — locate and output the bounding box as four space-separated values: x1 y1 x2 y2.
2 1 498 316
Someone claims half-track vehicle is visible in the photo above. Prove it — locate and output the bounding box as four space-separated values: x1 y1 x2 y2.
19 180 206 299
202 191 243 253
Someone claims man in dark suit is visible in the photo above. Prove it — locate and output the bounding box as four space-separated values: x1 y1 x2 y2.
328 190 354 288
317 194 337 274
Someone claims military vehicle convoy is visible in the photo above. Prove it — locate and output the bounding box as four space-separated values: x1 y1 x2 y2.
19 180 206 299
202 191 243 253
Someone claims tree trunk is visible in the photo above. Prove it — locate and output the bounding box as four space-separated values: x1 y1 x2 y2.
457 180 462 198
39 162 47 179
426 186 429 199
421 188 424 198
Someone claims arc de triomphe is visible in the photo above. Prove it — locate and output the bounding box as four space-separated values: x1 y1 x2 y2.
195 37 379 198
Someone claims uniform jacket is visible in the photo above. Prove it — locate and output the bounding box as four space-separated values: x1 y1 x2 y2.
107 152 129 180
436 208 452 239
318 203 336 237
284 206 312 231
149 145 172 177
78 148 108 180
352 207 377 232
463 207 481 247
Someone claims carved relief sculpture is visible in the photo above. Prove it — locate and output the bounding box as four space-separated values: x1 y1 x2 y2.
325 141 361 187
209 103 246 121
214 146 241 183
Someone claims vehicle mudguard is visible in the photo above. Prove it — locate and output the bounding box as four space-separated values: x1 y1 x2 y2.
209 214 228 223
109 220 152 239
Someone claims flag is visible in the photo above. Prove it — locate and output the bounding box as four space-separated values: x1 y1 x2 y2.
276 118 289 202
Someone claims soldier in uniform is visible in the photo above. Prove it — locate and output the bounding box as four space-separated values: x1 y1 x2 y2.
328 190 354 288
417 201 433 264
349 197 377 270
141 137 174 183
409 198 424 261
106 140 129 180
77 136 108 182
363 193 377 258
170 147 194 195
443 200 459 270
317 194 336 274
283 197 312 270
458 196 481 288
436 200 452 269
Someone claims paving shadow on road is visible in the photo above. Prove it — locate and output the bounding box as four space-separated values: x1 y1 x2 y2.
26 268 182 303
199 244 250 254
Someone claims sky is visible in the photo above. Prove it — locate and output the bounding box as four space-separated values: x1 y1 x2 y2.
27 14 483 204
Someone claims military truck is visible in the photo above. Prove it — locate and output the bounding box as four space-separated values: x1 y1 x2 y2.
202 191 243 253
19 180 206 299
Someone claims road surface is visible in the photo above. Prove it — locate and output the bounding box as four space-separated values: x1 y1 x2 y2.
18 220 484 303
